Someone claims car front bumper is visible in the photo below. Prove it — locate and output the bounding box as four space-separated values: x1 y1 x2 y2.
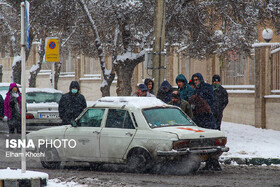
157 146 229 156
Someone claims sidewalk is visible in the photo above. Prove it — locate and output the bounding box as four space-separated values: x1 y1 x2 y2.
219 121 280 166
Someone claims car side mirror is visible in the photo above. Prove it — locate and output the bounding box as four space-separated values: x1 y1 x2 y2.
71 120 78 127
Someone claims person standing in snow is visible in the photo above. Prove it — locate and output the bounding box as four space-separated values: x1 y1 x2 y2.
168 91 193 119
144 78 154 95
59 81 87 125
191 73 221 171
175 74 194 102
4 83 22 134
156 80 174 104
212 75 228 131
191 73 215 113
132 84 155 97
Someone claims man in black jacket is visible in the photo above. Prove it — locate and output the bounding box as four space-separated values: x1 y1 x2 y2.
212 75 228 131
59 81 87 125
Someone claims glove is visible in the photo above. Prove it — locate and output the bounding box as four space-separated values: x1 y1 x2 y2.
3 116 8 122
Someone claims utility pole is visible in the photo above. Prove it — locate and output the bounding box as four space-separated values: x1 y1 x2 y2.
152 0 166 95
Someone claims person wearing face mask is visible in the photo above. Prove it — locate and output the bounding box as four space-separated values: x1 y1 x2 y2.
59 81 87 125
4 83 22 134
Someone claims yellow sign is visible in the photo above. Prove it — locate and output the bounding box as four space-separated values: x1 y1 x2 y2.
45 37 59 62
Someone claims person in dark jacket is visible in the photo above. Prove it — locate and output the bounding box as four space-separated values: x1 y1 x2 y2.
4 83 22 134
175 74 194 101
191 73 221 171
191 73 215 113
169 91 193 119
212 75 228 131
157 80 174 104
0 94 4 120
188 94 216 129
59 81 87 125
144 78 154 95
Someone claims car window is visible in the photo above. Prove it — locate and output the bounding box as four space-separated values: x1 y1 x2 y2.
26 92 62 103
79 108 105 127
106 109 135 129
142 107 194 128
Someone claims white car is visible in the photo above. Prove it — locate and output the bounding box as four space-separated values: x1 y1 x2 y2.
0 85 62 132
25 88 62 130
27 97 229 173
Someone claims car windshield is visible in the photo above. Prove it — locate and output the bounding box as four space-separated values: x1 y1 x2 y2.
142 107 194 128
26 92 62 103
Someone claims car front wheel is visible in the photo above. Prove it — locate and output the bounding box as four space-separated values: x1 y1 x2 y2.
40 146 61 169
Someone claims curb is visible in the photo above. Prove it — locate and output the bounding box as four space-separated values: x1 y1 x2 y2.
219 157 280 165
0 178 47 187
0 169 48 187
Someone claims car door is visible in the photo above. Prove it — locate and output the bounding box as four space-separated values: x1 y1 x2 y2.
100 109 136 162
64 108 105 161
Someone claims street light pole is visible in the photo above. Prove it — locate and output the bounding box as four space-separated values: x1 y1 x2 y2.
152 0 166 95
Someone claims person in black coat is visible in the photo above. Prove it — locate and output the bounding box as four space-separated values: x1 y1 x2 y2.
156 80 174 104
59 81 87 125
191 73 221 171
212 75 228 131
191 73 215 113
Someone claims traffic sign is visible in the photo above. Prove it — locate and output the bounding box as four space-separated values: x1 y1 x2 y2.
45 37 59 62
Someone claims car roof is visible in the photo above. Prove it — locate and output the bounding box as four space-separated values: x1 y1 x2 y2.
25 88 63 93
93 96 168 110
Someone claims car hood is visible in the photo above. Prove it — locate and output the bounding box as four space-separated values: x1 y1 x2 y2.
152 126 225 139
27 125 71 137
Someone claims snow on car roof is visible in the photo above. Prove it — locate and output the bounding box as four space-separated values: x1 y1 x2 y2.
25 87 62 93
96 96 167 109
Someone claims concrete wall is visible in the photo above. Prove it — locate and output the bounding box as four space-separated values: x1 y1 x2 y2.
265 97 280 130
223 92 255 126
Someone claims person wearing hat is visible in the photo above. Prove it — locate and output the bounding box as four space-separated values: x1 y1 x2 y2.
168 91 193 119
157 80 174 103
132 84 155 97
212 74 228 131
4 83 22 134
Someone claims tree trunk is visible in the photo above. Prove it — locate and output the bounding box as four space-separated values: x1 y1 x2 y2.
115 61 137 96
12 60 21 84
28 34 45 87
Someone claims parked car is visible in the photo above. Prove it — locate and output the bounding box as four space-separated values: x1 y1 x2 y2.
0 85 62 133
25 88 63 130
27 97 229 173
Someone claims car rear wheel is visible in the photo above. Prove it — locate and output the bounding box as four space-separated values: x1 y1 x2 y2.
126 149 152 173
40 147 61 169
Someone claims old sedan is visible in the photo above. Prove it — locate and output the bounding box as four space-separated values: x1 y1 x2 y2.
27 97 229 173
25 88 63 130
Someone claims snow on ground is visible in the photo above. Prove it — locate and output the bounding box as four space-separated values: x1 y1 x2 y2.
221 121 280 159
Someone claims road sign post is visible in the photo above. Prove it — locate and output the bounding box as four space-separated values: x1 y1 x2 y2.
45 37 60 89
